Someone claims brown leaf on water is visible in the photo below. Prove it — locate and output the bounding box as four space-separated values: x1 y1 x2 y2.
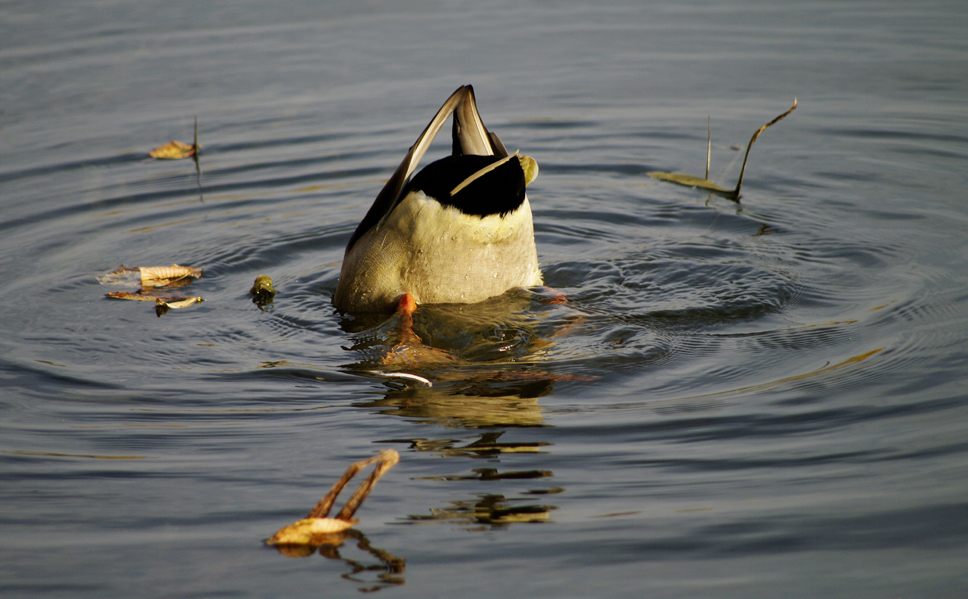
649 98 797 201
267 449 400 549
149 140 195 159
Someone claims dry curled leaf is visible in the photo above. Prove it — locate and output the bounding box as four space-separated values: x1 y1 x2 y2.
100 264 203 316
157 296 202 309
266 449 400 548
154 296 203 317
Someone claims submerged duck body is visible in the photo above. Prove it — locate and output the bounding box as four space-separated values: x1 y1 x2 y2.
333 85 543 313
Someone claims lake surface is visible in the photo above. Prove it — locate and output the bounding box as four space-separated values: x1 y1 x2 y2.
2 0 967 596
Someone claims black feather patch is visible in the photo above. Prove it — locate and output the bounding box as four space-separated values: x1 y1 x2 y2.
404 155 526 217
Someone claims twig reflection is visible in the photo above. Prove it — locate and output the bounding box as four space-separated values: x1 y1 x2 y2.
273 528 405 592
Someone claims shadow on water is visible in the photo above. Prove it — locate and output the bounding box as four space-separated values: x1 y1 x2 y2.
333 291 578 535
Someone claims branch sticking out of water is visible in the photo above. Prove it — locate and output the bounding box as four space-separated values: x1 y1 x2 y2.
650 99 797 202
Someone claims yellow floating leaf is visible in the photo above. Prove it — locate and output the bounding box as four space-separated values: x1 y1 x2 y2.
149 140 196 160
266 517 358 546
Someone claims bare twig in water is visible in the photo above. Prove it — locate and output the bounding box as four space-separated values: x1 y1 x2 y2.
650 99 797 201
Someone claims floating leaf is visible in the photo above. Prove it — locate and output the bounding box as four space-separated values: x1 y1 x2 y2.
138 264 202 288
149 140 195 159
149 116 200 160
267 449 400 548
649 98 797 201
100 264 203 316
266 517 358 546
99 264 201 288
154 296 203 317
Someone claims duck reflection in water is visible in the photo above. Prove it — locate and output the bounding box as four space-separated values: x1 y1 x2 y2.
340 294 570 529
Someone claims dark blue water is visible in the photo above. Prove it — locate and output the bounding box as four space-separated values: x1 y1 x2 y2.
2 0 967 596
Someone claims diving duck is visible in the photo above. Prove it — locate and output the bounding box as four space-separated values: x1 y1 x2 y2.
333 85 543 315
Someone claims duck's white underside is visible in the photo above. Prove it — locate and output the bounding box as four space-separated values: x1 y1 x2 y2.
333 190 543 312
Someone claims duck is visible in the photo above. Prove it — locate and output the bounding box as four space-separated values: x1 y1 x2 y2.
333 85 543 316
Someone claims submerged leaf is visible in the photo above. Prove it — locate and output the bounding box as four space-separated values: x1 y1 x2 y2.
139 264 202 288
96 265 142 288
